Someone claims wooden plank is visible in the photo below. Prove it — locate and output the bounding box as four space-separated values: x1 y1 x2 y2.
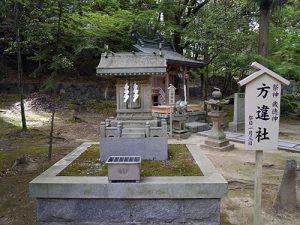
254 150 263 225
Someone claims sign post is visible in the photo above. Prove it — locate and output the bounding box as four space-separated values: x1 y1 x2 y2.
238 62 290 225
168 84 176 138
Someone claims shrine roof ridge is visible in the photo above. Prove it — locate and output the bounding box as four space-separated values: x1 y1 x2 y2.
96 52 167 76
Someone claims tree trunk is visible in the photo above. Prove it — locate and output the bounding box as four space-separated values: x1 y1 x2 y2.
222 70 232 96
203 45 209 120
258 2 271 58
48 108 55 160
173 31 183 54
200 73 204 98
15 2 27 132
48 0 62 160
203 45 209 102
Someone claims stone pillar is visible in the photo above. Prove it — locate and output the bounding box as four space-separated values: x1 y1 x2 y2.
100 122 106 138
273 160 298 212
145 122 150 138
117 121 123 138
228 93 245 132
161 119 168 137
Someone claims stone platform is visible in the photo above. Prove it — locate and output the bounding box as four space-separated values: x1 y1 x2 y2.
198 131 300 153
186 122 210 133
99 119 168 161
100 137 168 161
29 142 227 225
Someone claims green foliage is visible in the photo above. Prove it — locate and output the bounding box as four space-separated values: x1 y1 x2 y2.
0 0 298 87
184 0 260 93
268 3 300 83
280 94 298 115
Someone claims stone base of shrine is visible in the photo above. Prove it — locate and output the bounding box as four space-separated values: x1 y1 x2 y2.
29 143 227 225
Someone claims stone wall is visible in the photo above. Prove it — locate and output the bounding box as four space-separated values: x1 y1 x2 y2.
37 198 221 225
0 81 116 100
1 77 237 100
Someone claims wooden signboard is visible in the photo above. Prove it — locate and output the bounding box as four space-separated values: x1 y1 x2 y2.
244 75 281 150
168 84 176 106
239 62 290 225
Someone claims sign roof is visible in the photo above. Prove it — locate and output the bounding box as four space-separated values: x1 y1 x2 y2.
238 62 290 87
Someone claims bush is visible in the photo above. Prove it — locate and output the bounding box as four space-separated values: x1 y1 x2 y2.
280 94 298 115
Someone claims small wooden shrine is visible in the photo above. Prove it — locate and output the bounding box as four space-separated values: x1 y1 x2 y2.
96 34 207 124
96 52 167 120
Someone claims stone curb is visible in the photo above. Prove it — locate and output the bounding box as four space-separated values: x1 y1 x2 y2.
29 142 227 199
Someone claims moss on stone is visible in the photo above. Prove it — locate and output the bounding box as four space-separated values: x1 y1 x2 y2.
59 144 203 177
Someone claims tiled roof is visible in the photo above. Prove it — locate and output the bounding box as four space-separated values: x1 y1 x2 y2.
96 52 167 76
132 44 206 67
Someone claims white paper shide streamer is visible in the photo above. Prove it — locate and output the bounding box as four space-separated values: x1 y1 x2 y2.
133 82 139 102
123 83 129 103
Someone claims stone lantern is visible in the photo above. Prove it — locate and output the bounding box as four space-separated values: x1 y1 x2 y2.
201 88 234 151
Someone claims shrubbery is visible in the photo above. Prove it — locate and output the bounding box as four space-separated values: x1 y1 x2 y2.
280 94 298 115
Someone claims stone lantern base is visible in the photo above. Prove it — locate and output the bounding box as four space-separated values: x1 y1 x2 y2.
201 138 234 151
200 111 234 151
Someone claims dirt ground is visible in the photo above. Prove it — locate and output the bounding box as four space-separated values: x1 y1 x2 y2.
0 94 299 225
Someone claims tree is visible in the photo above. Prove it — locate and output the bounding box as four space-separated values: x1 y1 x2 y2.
185 0 259 96
268 1 300 89
256 0 287 57
14 1 27 131
155 0 209 53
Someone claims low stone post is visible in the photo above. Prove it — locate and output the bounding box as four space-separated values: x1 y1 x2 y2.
273 160 298 212
161 119 168 137
145 122 150 138
100 122 106 138
117 121 123 138
105 118 111 127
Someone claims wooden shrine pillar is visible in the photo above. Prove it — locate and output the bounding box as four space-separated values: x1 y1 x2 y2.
165 72 170 103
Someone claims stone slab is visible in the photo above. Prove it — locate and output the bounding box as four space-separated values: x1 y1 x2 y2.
224 133 242 139
294 145 300 150
235 135 245 141
100 137 168 161
278 141 298 149
38 222 219 225
37 198 220 225
198 131 300 153
201 143 235 152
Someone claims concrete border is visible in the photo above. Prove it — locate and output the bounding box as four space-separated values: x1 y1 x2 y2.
29 142 227 199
